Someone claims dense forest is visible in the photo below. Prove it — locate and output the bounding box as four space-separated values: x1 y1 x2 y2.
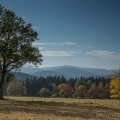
4 75 110 99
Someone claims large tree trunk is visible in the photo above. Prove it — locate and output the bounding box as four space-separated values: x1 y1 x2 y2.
0 84 4 100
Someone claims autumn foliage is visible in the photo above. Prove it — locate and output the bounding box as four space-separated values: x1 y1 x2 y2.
110 70 120 99
5 75 114 98
6 80 27 96
76 85 87 97
58 83 74 97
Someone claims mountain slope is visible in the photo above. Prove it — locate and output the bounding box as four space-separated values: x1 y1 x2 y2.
53 68 99 78
11 72 38 81
19 65 113 79
32 67 101 79
78 68 113 76
32 70 70 79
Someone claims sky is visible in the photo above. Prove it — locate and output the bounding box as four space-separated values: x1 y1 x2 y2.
0 0 120 69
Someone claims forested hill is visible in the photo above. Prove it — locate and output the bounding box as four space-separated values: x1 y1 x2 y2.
11 72 38 81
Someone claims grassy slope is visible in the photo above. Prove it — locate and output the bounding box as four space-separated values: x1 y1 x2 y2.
0 96 120 120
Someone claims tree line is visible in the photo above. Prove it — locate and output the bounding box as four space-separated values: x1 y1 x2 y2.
5 75 111 99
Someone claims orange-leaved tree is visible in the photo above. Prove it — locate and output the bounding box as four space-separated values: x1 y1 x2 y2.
76 85 87 98
58 83 74 97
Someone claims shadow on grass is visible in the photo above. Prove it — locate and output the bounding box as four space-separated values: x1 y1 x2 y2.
0 100 120 119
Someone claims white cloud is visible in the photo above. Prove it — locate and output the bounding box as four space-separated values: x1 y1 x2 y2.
86 46 93 48
33 42 77 46
32 26 39 29
41 37 54 40
74 58 94 60
23 63 36 68
60 42 76 45
36 29 40 31
41 51 78 57
32 26 40 31
86 50 120 58
38 47 45 50
77 46 82 48
21 16 26 19
32 42 57 46
77 46 93 48
77 50 83 52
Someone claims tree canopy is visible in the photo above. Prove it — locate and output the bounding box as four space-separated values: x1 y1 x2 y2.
39 87 51 97
0 4 43 99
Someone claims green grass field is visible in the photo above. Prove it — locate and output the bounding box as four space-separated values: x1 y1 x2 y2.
0 96 119 120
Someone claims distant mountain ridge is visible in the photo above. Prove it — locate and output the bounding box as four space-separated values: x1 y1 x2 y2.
11 72 38 81
18 65 113 79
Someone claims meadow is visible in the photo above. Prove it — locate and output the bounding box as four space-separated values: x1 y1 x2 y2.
0 96 120 120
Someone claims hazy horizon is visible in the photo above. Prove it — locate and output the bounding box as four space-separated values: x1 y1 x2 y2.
22 64 114 70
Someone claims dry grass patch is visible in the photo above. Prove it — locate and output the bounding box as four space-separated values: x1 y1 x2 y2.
0 97 120 120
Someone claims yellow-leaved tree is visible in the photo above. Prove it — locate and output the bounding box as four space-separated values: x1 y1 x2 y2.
110 69 120 99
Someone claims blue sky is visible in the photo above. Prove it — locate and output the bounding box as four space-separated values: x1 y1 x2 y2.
1 0 120 69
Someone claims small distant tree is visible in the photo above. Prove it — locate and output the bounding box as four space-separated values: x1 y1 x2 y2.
97 82 106 98
92 83 96 87
105 82 110 98
58 83 74 97
39 87 51 97
21 86 27 96
51 83 59 97
87 88 93 98
85 80 92 90
87 82 106 99
87 83 97 98
76 85 87 98
6 80 27 96
98 82 104 88
75 79 86 89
